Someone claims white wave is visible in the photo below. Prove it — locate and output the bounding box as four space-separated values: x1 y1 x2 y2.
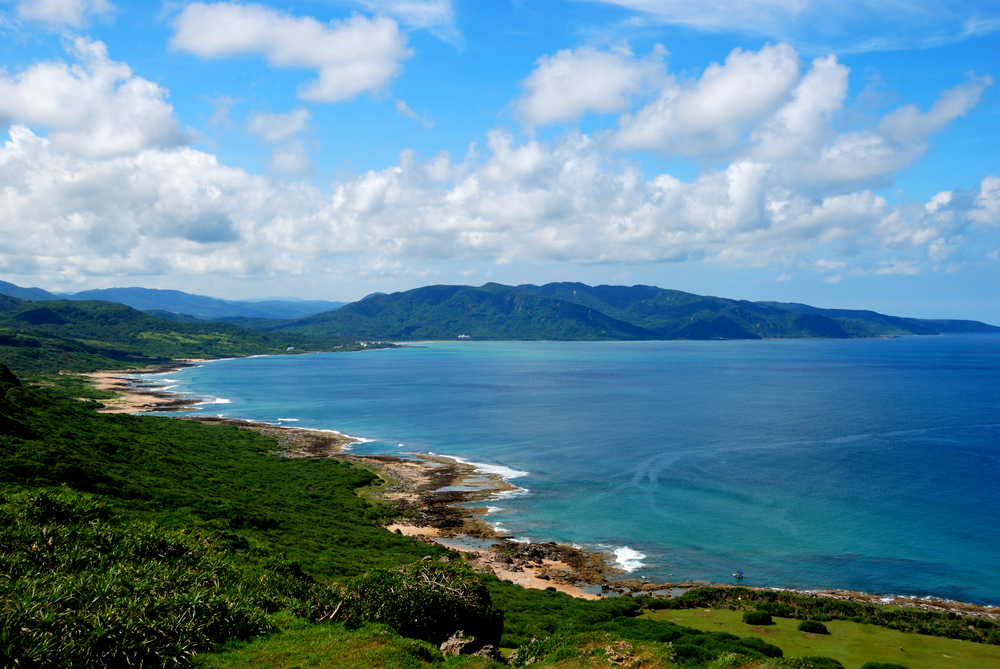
277 418 299 422
160 385 177 390
614 546 646 572
434 454 528 480
213 398 232 404
399 443 405 447
511 537 532 544
486 506 505 514
495 486 530 498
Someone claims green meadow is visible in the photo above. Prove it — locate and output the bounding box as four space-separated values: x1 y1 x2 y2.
647 607 1000 669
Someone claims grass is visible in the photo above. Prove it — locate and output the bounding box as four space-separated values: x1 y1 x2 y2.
197 622 500 669
646 607 1000 669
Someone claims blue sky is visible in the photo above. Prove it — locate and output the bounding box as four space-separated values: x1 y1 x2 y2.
0 1 998 321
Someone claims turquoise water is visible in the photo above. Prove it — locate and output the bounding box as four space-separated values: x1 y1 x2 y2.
155 337 1000 604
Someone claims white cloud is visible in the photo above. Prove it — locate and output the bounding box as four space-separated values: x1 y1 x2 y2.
925 191 953 214
245 107 313 174
394 98 434 128
357 0 463 47
205 95 239 128
0 41 996 285
269 141 312 176
968 176 1000 226
16 0 112 27
517 43 665 127
246 107 311 143
2 122 997 283
750 54 848 161
592 0 1000 52
605 43 992 194
0 38 187 157
170 3 412 102
611 43 800 154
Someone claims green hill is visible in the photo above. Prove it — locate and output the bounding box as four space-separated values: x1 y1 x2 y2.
252 283 658 341
244 282 997 341
0 294 350 377
0 281 345 320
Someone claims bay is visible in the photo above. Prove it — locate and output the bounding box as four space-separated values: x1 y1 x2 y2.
155 336 1000 605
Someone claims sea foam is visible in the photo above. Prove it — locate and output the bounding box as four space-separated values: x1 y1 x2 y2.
434 454 528 480
614 547 647 572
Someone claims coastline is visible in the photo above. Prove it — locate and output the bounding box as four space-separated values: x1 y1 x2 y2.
85 362 205 413
80 362 1000 621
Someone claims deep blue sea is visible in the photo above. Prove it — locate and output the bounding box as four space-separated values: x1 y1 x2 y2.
153 336 1000 605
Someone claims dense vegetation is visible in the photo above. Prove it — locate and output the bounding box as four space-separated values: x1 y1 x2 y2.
245 282 999 341
0 488 342 667
0 294 359 379
0 368 447 576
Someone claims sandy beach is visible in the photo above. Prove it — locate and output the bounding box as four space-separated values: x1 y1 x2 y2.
85 363 203 413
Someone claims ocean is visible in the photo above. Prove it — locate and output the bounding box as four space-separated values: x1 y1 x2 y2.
153 336 1000 605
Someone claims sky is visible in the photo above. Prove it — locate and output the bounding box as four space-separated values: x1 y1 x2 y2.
0 1 999 320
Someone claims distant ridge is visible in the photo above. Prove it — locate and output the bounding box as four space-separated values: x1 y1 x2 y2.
245 282 1000 341
0 282 345 321
2 279 996 342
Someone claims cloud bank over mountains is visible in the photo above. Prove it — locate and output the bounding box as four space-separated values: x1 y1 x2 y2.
0 1 997 294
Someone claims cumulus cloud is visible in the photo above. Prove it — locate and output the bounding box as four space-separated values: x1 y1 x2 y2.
593 0 1000 52
611 43 801 154
0 38 187 157
517 43 666 127
605 43 991 196
170 3 411 102
0 40 995 284
968 176 1000 226
1 123 996 283
16 0 112 26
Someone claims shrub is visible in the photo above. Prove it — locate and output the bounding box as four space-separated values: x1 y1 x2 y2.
798 620 830 634
756 602 795 617
341 561 503 648
0 488 341 669
797 659 845 669
742 611 773 625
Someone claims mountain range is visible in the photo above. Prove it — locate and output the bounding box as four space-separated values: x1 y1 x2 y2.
1 279 996 342
0 281 344 321
243 282 999 340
